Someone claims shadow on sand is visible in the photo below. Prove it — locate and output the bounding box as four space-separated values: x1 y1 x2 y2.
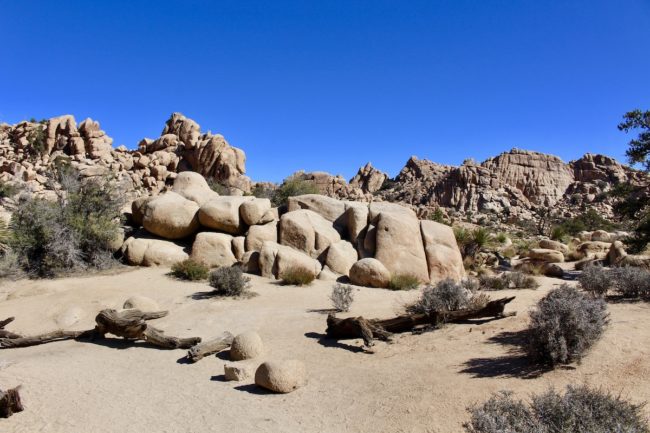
304 331 370 354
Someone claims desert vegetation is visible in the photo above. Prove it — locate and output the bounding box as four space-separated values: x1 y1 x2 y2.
478 271 539 291
208 266 252 297
171 259 209 281
465 385 649 433
388 273 421 290
579 264 650 300
280 266 316 286
330 283 354 312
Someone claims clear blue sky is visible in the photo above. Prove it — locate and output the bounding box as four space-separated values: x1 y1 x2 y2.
1 1 649 182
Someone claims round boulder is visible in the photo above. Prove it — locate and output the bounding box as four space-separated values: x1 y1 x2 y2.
255 360 307 393
230 331 263 361
527 248 564 263
123 295 160 312
538 239 569 254
349 258 391 288
142 192 200 239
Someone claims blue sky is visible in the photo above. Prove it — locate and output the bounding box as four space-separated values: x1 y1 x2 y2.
1 1 649 182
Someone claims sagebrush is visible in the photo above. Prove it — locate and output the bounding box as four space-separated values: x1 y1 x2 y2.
465 385 649 433
527 284 608 366
171 259 209 281
330 283 354 312
388 273 421 290
479 272 539 291
409 278 488 315
208 266 251 296
578 264 613 297
281 266 315 286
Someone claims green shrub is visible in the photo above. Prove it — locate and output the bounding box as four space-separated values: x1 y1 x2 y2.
271 176 320 206
171 259 209 281
578 264 613 298
207 178 230 195
27 124 47 155
208 266 251 296
9 168 124 277
527 285 608 366
280 266 315 286
455 227 493 258
465 385 649 433
330 283 354 312
388 273 421 290
0 182 19 198
611 266 650 299
551 209 618 238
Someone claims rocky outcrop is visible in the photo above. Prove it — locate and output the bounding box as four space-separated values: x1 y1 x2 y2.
349 162 388 194
0 113 251 199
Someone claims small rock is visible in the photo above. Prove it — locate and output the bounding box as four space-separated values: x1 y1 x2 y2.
255 360 307 393
230 331 263 361
224 363 254 381
123 295 160 312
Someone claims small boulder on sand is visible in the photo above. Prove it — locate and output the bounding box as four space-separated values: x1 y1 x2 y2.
349 258 391 288
123 295 160 312
224 363 255 382
255 360 307 393
230 331 264 361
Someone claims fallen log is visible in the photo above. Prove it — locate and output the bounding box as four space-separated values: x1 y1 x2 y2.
0 309 201 350
186 331 234 362
0 317 20 339
0 386 23 418
326 296 516 347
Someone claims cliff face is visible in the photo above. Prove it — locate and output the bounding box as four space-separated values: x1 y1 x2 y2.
0 113 251 199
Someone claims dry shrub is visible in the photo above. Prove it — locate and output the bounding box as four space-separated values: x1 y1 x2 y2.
479 272 538 291
527 284 608 366
611 267 650 299
330 283 354 312
171 259 209 281
388 273 421 290
281 266 315 286
578 264 613 297
208 266 251 296
409 278 488 315
465 385 649 433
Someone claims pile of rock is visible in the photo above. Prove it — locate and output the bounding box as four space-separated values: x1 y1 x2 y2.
121 172 466 286
0 113 251 200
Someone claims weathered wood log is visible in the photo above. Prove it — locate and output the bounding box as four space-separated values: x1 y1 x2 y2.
0 317 15 329
0 309 200 350
0 318 21 339
186 331 234 362
326 296 516 347
0 386 23 418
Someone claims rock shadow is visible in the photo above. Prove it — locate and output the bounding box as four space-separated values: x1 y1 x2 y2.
304 331 369 354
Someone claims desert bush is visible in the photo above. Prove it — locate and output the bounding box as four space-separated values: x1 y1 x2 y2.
409 278 488 315
465 385 649 433
578 264 613 298
10 168 124 276
208 266 251 296
479 272 539 291
388 273 421 290
280 266 315 286
527 284 608 366
171 259 209 281
0 181 19 198
455 227 493 259
460 277 481 292
330 283 354 312
271 176 320 206
0 250 23 280
611 266 650 299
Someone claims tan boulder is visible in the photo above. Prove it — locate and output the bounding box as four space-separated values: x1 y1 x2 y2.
240 198 272 226
591 230 611 242
171 171 219 206
373 209 429 282
190 232 237 268
287 194 346 229
130 196 150 226
607 240 627 266
255 360 307 393
258 242 321 280
230 331 263 361
279 209 341 259
142 192 200 239
121 236 188 266
576 241 611 259
527 248 564 263
325 240 358 276
578 231 593 241
198 196 254 234
123 295 160 312
349 258 391 288
224 363 254 382
420 220 465 282
239 251 260 274
232 236 246 261
259 207 279 224
245 221 277 252
538 239 569 254
345 201 369 245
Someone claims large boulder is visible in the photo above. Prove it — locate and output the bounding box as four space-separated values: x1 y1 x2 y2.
576 241 611 259
527 248 564 263
130 197 150 226
245 221 278 252
142 192 200 239
591 230 612 243
255 360 307 393
258 242 321 280
349 258 391 288
279 209 341 259
230 331 264 361
370 203 429 282
420 220 465 282
190 232 237 268
325 240 358 276
121 236 188 266
198 196 254 234
287 194 347 230
345 202 369 246
538 239 569 254
240 198 272 226
171 171 219 206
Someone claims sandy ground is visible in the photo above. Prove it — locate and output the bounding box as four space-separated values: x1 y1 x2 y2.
1 267 649 433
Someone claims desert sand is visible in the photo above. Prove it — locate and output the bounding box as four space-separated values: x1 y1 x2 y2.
1 268 649 433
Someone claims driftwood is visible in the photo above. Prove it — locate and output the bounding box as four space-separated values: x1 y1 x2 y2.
0 386 23 418
326 296 516 347
186 331 234 362
0 317 20 339
0 309 201 350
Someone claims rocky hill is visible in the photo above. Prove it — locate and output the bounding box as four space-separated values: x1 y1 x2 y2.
1 113 646 228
